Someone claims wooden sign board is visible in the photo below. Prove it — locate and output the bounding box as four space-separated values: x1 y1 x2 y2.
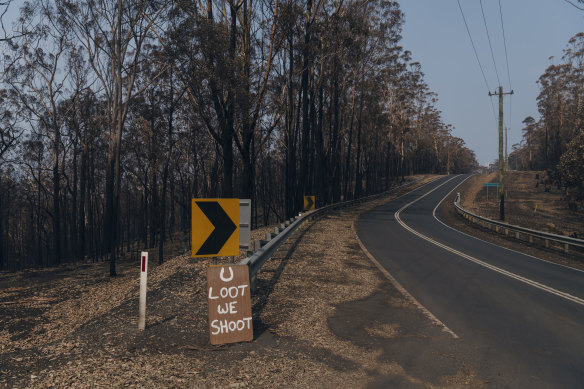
207 265 253 345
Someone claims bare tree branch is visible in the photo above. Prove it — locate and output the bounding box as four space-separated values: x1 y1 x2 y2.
564 0 584 11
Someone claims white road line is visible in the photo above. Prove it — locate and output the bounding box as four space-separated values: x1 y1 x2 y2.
353 176 460 339
433 175 584 275
352 222 459 339
395 176 584 307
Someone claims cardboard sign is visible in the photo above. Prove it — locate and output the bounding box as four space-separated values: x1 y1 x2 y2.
207 265 253 345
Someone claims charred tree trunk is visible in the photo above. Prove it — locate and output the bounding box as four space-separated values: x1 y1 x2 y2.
299 0 312 206
354 101 364 198
285 36 297 218
52 124 61 265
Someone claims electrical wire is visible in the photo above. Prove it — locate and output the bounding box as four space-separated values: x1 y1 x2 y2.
456 0 498 124
498 0 512 90
457 0 492 92
479 0 501 87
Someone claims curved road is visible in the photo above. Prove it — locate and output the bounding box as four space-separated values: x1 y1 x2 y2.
357 175 584 388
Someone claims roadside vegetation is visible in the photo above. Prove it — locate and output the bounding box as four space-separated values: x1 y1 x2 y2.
509 32 584 213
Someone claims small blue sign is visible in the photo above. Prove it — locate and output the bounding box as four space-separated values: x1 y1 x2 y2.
483 183 500 187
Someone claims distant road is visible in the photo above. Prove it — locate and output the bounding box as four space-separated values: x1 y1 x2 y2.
357 175 584 388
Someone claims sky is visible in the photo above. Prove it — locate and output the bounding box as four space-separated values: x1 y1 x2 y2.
398 0 584 166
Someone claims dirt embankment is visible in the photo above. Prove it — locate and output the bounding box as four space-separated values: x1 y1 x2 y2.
0 176 484 389
460 171 583 238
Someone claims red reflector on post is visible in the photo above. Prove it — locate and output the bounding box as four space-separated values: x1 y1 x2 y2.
139 251 148 330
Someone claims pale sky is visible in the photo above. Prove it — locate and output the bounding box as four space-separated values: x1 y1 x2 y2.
399 0 584 166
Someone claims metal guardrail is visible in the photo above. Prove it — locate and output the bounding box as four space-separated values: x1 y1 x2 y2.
241 178 424 290
454 193 584 255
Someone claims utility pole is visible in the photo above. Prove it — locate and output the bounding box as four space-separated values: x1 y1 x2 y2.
489 86 513 221
505 126 508 170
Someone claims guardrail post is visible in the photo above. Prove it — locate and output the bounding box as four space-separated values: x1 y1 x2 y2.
455 195 584 256
241 178 427 296
274 227 280 235
249 264 257 293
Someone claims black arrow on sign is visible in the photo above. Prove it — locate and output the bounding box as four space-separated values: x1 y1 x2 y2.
305 196 314 210
196 201 237 256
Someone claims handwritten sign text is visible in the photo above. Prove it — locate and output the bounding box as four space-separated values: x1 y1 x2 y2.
207 265 253 344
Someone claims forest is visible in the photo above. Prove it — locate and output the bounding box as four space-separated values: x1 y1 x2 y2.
0 0 478 273
510 32 584 205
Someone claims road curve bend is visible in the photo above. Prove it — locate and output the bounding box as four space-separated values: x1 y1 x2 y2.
356 175 584 388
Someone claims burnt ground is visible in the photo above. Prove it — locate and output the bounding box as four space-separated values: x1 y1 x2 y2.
459 171 583 238
0 176 485 388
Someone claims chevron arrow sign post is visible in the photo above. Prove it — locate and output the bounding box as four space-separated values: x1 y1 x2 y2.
303 195 315 210
192 199 239 257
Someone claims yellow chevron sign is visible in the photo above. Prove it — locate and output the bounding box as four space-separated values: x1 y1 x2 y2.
303 196 315 210
192 199 239 257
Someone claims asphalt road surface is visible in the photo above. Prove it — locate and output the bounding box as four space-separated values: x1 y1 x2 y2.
357 174 584 388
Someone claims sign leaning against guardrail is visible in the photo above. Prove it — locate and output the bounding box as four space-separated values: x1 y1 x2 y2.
207 265 253 345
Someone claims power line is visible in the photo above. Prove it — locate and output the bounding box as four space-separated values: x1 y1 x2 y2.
456 0 498 124
479 0 501 87
498 0 512 90
457 0 492 92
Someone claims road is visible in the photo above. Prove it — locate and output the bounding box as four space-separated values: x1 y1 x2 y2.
357 174 584 388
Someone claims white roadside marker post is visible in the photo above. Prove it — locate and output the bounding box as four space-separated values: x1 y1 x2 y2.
138 251 148 330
